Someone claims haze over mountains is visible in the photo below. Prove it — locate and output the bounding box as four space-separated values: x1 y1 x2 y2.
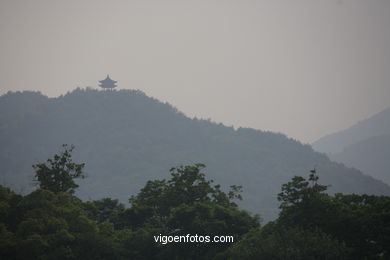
313 107 390 154
313 107 390 185
1 88 389 221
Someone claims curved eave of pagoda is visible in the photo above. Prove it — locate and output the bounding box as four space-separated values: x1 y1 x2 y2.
99 79 117 84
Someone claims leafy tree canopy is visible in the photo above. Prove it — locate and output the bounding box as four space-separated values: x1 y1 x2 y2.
121 164 259 259
33 144 85 194
127 164 252 227
276 171 390 259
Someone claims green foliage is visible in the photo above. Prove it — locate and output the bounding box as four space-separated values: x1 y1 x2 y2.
329 194 390 259
164 201 259 259
228 223 350 260
84 198 125 227
33 144 85 194
2 145 390 259
0 162 260 259
0 188 130 259
122 164 259 259
277 173 328 209
225 171 390 259
277 173 333 229
276 172 390 259
0 185 22 227
127 164 254 228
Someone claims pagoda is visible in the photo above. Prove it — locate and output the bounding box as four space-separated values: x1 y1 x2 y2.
99 75 117 89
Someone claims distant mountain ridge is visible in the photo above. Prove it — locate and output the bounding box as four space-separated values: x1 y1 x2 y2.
312 107 390 186
312 107 390 155
328 134 390 185
1 88 389 221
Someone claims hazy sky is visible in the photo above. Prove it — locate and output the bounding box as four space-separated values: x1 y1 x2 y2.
1 0 390 143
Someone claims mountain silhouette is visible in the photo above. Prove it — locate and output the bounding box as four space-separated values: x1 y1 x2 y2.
1 88 389 221
313 107 390 186
312 107 390 154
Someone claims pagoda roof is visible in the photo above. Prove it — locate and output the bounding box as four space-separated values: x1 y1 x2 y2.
99 75 117 84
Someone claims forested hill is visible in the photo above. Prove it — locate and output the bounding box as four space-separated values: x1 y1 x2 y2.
1 88 390 221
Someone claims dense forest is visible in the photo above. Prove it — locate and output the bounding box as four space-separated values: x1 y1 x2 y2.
1 89 389 222
1 145 389 259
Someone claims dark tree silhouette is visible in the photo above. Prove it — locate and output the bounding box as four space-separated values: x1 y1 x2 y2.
33 144 85 194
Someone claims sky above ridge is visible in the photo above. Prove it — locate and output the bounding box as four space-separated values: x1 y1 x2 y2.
1 0 390 143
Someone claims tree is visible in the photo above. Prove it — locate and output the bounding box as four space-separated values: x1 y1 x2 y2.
33 144 85 194
126 164 250 228
276 171 390 259
277 172 328 210
121 164 259 259
85 198 125 227
227 223 349 260
276 172 333 229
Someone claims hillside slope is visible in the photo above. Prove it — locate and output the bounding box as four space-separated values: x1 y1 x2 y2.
1 88 389 221
312 107 390 155
312 107 390 185
329 134 390 185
